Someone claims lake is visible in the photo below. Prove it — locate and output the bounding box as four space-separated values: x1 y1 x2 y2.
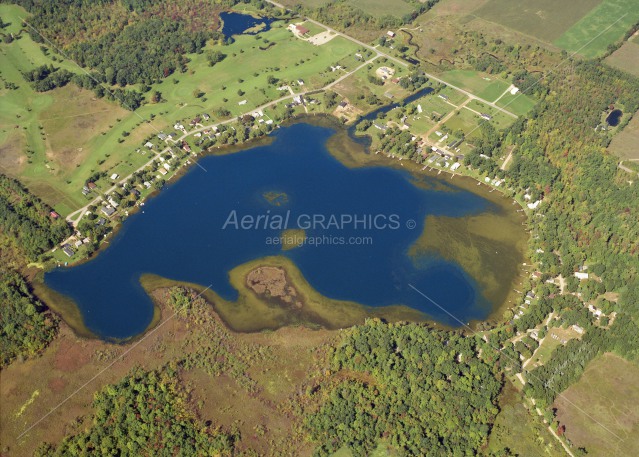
45 122 525 339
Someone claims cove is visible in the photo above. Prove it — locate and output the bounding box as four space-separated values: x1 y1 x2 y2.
45 122 522 339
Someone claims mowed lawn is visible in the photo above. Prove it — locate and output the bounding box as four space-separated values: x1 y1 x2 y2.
496 92 537 116
475 0 602 41
605 38 639 77
554 353 639 456
439 70 511 103
554 0 639 58
466 99 517 130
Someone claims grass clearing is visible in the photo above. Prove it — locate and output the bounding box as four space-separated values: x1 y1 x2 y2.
553 0 639 58
605 38 639 77
554 353 639 456
496 91 537 116
332 61 411 112
475 0 602 42
439 70 510 102
466 99 517 130
486 381 569 456
608 109 639 160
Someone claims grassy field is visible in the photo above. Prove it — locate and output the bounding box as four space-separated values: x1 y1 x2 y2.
605 36 639 77
466 99 517 130
608 109 639 160
332 60 411 111
0 16 362 215
553 0 639 58
475 0 602 42
347 0 415 18
496 91 537 116
486 381 569 456
439 70 510 102
554 353 639 456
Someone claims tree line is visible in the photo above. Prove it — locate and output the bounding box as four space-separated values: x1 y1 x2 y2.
0 173 72 260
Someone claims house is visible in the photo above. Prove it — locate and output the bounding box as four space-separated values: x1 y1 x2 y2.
110 173 119 180
480 113 492 121
101 206 115 217
574 272 589 280
438 94 449 101
174 123 184 130
202 113 210 121
387 31 396 38
145 141 154 149
510 86 520 95
96 218 106 226
158 133 168 141
163 163 171 171
297 79 305 86
87 182 97 190
238 100 247 105
74 239 83 248
182 142 191 153
527 200 541 210
572 325 585 334
62 245 75 257
130 189 141 198
338 101 348 108
82 237 91 244
295 25 309 35
50 211 60 219
450 162 461 171
159 168 168 176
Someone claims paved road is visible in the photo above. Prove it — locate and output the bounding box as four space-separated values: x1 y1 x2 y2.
65 55 379 226
267 0 517 118
67 6 519 225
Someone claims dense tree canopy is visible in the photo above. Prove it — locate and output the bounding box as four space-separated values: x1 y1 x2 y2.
0 270 58 368
35 365 236 456
0 174 72 260
306 319 501 456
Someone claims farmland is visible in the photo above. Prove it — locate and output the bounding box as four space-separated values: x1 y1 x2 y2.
553 0 639 58
348 0 415 18
475 0 601 41
605 34 639 77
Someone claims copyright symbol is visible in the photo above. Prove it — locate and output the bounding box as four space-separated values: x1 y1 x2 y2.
406 219 416 229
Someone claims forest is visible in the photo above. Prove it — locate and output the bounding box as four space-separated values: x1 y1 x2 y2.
0 270 58 368
291 0 439 31
34 365 237 456
11 0 262 86
306 319 501 456
0 174 72 260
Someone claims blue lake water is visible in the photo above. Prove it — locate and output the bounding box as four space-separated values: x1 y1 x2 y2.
46 123 504 339
606 109 622 127
220 12 275 38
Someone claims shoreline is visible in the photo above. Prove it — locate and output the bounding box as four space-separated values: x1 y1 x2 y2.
35 113 529 341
